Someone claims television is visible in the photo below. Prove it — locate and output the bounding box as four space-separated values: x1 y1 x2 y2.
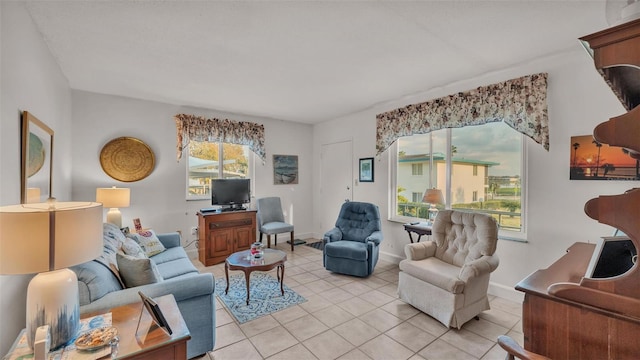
211 179 250 211
585 236 637 279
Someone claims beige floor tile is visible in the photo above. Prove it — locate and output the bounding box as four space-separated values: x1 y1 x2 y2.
303 330 355 360
239 315 280 338
267 343 319 360
337 297 376 317
307 279 336 293
310 268 332 279
334 318 381 346
249 325 298 358
318 286 354 303
214 323 247 350
358 289 396 307
381 300 421 321
374 270 400 283
290 272 321 284
283 314 329 341
211 339 263 360
377 283 400 296
440 329 494 357
359 275 390 289
480 343 509 360
324 273 356 287
340 281 373 296
300 293 333 313
489 297 522 317
336 348 372 360
216 308 234 327
462 318 509 342
418 339 477 360
385 322 436 352
299 261 325 272
359 308 403 333
408 355 426 360
406 313 449 337
284 265 307 276
478 308 520 330
271 305 309 324
312 305 355 328
289 284 316 298
359 334 414 360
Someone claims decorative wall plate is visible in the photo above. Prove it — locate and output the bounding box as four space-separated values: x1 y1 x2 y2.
100 137 155 182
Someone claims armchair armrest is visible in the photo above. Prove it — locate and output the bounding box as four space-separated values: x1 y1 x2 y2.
323 227 343 243
459 255 499 282
157 232 181 248
366 231 383 245
404 241 436 261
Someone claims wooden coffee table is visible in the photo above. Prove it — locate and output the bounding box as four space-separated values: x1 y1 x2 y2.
225 249 287 305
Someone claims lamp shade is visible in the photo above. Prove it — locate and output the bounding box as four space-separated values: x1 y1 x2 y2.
26 187 41 203
0 201 103 274
422 188 444 204
96 187 130 208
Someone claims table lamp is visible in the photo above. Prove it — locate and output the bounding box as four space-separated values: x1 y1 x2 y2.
422 188 444 223
26 187 41 203
0 200 103 350
96 186 130 228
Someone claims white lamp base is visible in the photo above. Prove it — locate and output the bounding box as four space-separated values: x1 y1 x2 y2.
26 269 80 350
106 207 122 228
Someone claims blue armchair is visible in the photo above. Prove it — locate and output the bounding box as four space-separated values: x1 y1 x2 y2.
323 201 383 277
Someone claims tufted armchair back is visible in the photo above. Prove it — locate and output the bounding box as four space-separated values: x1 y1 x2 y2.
432 210 498 267
335 201 381 242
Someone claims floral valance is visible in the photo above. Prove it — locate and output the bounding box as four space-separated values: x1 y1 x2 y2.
376 73 549 156
174 114 266 162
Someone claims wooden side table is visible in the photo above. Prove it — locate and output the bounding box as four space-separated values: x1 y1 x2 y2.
403 222 432 243
225 249 287 305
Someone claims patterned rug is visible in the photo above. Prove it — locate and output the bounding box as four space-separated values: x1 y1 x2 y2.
215 272 306 323
306 240 324 250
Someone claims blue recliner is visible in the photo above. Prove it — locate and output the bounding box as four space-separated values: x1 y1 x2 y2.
323 201 383 277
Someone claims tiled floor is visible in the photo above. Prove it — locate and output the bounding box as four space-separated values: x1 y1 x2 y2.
193 241 523 360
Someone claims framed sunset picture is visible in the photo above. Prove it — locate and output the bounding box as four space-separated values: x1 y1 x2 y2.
570 135 639 180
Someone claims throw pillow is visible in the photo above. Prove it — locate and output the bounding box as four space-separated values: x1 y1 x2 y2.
122 236 146 259
132 229 166 257
94 223 127 287
116 253 163 288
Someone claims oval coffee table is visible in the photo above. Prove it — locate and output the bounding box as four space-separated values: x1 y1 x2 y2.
225 249 287 305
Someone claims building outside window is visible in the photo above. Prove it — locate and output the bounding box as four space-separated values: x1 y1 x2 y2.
187 140 251 200
394 122 525 235
412 163 423 176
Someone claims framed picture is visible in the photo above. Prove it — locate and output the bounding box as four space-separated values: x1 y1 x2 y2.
21 111 54 204
570 135 639 180
138 291 172 335
359 157 374 182
273 154 299 185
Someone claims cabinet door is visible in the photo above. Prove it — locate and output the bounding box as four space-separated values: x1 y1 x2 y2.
235 226 253 251
209 229 234 259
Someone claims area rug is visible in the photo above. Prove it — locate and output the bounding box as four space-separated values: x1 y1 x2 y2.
215 272 306 323
306 240 324 250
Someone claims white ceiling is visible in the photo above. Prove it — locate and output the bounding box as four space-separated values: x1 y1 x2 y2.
24 1 615 124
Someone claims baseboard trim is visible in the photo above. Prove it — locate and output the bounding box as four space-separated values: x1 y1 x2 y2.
379 250 403 264
488 282 524 303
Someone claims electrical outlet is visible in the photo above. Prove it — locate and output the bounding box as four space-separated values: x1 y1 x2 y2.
191 227 198 235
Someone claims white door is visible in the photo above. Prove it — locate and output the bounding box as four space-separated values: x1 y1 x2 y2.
320 140 353 232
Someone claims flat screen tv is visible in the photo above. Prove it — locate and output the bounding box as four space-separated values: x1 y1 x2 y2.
211 179 250 211
585 236 637 279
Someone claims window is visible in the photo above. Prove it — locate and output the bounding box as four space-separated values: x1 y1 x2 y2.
412 164 423 176
393 122 525 236
187 141 251 200
412 192 422 203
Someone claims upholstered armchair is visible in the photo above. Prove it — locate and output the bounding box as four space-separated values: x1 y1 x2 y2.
323 201 383 277
257 197 294 252
398 210 499 329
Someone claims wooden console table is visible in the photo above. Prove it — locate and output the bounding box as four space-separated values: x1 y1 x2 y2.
516 242 640 360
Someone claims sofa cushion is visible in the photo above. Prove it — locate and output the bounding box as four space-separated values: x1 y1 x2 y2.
71 260 124 306
399 257 465 294
132 229 166 257
122 236 146 258
325 241 368 261
151 246 190 265
95 223 126 287
116 253 162 288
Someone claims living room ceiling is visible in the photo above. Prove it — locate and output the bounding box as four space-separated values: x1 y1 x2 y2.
24 1 613 124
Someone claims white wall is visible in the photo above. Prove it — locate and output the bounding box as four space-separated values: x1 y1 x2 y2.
0 2 74 353
312 47 639 300
70 91 314 256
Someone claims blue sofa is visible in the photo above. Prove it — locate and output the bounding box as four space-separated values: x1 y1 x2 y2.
71 231 215 359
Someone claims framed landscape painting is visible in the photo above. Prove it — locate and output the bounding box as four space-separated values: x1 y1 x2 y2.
359 157 374 182
570 135 639 180
273 155 298 185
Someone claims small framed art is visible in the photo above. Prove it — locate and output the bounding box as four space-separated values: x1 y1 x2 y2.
359 157 374 182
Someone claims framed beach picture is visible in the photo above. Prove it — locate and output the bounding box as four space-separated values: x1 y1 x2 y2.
570 135 639 180
359 157 374 182
21 111 54 204
273 155 298 185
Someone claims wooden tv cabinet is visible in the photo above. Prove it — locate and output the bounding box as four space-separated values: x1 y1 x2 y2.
197 210 257 266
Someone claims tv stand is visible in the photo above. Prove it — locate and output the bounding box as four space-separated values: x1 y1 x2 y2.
197 210 257 266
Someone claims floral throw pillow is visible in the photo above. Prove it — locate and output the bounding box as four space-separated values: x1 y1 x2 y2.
94 223 126 287
122 236 147 259
132 230 166 257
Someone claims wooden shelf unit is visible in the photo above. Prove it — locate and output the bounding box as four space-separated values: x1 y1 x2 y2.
197 210 257 266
